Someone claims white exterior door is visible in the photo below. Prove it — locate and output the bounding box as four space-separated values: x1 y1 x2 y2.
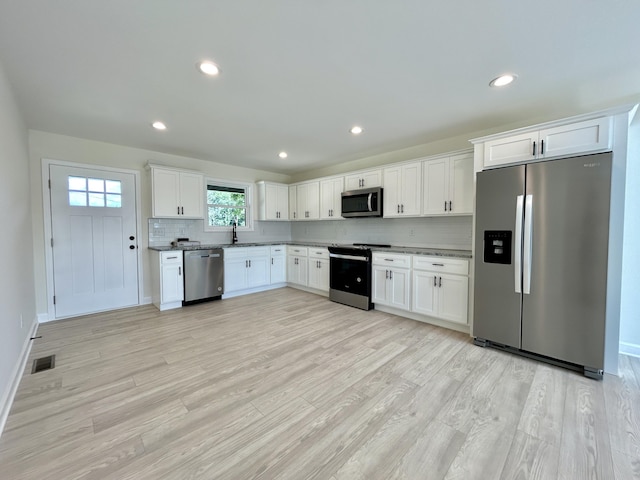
50 165 139 318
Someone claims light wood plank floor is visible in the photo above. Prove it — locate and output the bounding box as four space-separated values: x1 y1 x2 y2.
1 288 639 479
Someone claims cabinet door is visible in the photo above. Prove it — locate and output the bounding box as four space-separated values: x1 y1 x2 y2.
483 131 537 168
372 266 389 305
400 162 421 216
308 259 321 289
289 186 298 220
317 258 330 291
298 257 308 286
247 255 270 288
152 168 181 217
361 170 382 188
304 181 320 220
382 166 401 217
161 263 183 303
422 158 449 215
412 270 437 316
179 172 204 218
539 117 611 160
388 268 410 310
344 174 363 191
437 273 469 325
276 185 289 219
320 178 343 219
296 184 308 220
224 257 248 292
449 153 474 214
262 183 279 220
270 250 286 284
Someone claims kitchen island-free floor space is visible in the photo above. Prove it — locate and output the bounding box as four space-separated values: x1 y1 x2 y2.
1 288 639 479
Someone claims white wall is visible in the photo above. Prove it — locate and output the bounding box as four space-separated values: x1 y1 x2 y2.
291 216 472 250
620 113 640 356
28 131 292 316
0 60 36 430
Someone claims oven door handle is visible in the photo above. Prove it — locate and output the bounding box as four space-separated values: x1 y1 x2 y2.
329 253 370 262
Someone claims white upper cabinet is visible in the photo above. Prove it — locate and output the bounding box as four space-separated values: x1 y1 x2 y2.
344 168 382 190
293 181 320 220
288 185 297 220
422 152 473 215
151 166 204 218
383 161 421 217
319 176 344 220
256 181 289 221
480 116 612 169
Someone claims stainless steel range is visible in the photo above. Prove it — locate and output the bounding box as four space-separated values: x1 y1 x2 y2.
328 244 390 310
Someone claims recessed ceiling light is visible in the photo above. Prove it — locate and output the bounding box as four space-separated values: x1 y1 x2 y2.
152 121 167 130
278 151 288 159
350 126 363 135
489 74 517 87
197 61 220 76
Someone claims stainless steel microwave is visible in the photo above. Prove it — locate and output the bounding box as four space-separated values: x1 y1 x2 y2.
341 187 383 218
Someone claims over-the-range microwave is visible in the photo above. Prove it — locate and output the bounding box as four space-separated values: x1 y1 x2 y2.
341 187 383 218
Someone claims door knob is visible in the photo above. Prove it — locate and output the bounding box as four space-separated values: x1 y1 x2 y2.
129 245 135 250
129 235 135 241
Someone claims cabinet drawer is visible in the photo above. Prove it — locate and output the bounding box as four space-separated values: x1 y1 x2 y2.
412 256 468 275
287 246 308 257
373 252 411 268
161 252 183 264
270 245 286 255
225 246 269 259
308 248 329 260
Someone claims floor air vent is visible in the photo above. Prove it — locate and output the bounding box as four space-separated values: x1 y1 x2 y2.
31 355 55 374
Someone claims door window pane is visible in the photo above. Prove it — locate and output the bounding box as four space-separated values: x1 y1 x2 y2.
105 180 121 194
68 176 121 208
89 192 105 207
88 178 105 192
106 194 122 208
68 176 86 191
69 191 87 207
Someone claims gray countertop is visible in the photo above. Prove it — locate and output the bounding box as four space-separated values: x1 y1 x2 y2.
149 242 472 259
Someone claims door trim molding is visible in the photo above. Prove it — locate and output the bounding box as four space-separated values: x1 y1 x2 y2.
41 158 144 321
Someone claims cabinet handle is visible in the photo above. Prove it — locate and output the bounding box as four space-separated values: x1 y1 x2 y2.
177 206 180 215
397 205 400 213
178 266 181 275
444 201 448 212
181 206 184 215
448 201 452 211
249 260 251 267
389 270 393 279
401 204 404 213
271 258 274 265
384 258 394 262
385 269 389 279
434 276 437 286
541 140 545 155
167 256 178 259
245 260 248 268
439 276 442 287
532 141 537 156
432 263 444 267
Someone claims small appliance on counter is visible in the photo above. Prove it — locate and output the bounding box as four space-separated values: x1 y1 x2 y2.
171 238 201 248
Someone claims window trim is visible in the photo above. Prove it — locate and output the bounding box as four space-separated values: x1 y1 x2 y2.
204 178 254 232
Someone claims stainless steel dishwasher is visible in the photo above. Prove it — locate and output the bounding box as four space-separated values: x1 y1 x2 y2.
183 248 224 305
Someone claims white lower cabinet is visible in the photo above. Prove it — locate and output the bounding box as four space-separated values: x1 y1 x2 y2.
372 253 410 311
224 247 270 293
270 245 286 284
151 250 184 311
287 246 308 286
411 256 469 325
308 248 329 292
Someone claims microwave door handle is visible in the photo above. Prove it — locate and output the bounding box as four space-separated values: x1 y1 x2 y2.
367 193 373 212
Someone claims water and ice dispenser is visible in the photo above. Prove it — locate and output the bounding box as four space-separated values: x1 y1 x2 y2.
483 230 512 264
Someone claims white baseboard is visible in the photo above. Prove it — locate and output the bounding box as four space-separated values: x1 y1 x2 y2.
142 296 152 305
0 318 39 438
620 341 640 358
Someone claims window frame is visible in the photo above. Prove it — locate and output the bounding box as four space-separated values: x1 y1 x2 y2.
204 178 254 232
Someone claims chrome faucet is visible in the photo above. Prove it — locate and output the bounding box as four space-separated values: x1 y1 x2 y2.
232 220 238 244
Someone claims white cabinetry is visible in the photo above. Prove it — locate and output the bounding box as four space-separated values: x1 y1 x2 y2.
287 246 308 286
308 248 330 292
372 253 410 311
383 161 421 217
150 250 184 311
291 182 320 220
270 245 286 284
256 182 289 220
320 177 344 219
422 152 473 215
150 166 204 218
289 186 297 220
224 247 270 293
480 116 612 169
412 256 469 325
344 169 382 190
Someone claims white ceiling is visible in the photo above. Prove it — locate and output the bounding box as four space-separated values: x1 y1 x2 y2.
0 1 639 174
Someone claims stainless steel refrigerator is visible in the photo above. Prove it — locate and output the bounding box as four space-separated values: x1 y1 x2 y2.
473 153 612 379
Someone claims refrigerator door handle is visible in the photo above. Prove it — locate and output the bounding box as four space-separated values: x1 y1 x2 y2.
514 195 524 293
523 194 534 294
